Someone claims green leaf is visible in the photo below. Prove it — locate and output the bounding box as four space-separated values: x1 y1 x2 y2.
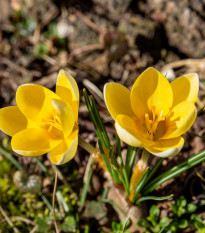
159 217 170 227
186 204 197 213
191 214 202 223
144 158 164 185
177 206 186 217
178 219 188 228
177 196 187 207
35 217 52 232
150 205 160 220
112 222 121 231
191 214 205 229
121 218 130 231
171 203 177 214
58 216 76 232
90 96 111 148
137 219 150 228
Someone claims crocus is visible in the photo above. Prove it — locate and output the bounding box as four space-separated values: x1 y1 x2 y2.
104 67 199 157
0 70 79 165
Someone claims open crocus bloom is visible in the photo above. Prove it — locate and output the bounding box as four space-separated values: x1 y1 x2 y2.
0 70 79 165
104 67 199 157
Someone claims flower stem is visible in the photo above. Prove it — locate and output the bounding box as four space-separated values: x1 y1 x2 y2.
78 135 108 171
129 149 150 201
141 149 150 164
78 135 99 155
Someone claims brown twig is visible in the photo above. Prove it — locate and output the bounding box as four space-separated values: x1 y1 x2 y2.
52 172 59 233
71 8 103 35
68 43 103 62
161 58 205 71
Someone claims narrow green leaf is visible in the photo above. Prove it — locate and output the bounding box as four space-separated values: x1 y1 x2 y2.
79 159 94 207
116 135 130 196
84 89 119 183
110 142 120 169
33 157 48 174
101 187 109 200
125 146 138 179
188 132 205 140
143 150 205 195
110 138 121 185
98 140 112 175
90 96 111 149
101 199 126 216
132 167 150 203
40 193 53 211
197 106 205 115
83 89 104 145
135 194 173 205
0 147 24 171
144 158 164 185
113 165 129 197
56 191 69 212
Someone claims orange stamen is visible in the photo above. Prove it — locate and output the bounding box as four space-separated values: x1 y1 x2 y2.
144 107 165 140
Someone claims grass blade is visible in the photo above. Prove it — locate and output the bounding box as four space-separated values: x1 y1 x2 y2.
143 150 205 195
0 147 24 171
144 158 164 185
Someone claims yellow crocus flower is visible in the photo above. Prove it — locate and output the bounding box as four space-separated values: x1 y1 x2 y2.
0 70 79 165
104 67 199 157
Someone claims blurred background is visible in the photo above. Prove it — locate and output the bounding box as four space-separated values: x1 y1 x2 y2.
0 0 205 232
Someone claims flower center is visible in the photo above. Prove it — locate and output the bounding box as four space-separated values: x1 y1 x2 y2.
46 114 62 132
144 106 165 140
41 111 63 139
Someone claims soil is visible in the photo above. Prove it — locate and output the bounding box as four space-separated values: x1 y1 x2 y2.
0 0 205 232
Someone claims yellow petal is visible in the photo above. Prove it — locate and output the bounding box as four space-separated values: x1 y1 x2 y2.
52 99 75 138
171 73 199 107
49 129 78 165
56 70 79 119
131 67 173 120
11 128 51 156
146 137 184 157
0 106 28 136
104 83 134 120
115 114 144 147
16 84 60 122
163 101 197 139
